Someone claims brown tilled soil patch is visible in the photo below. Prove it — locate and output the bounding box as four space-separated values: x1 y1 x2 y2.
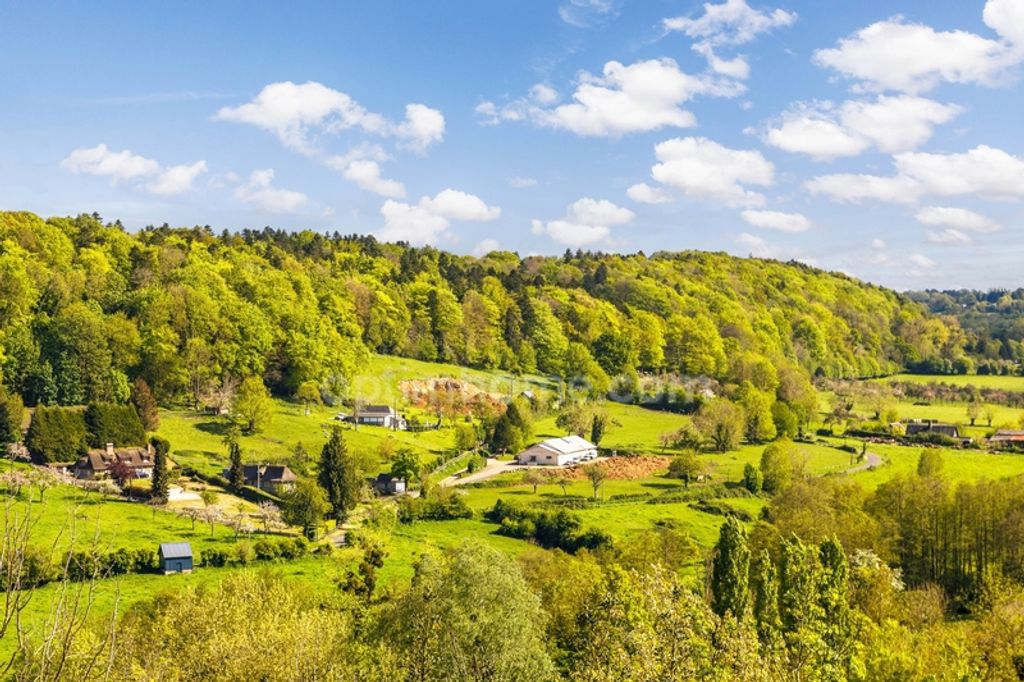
399 377 504 403
563 456 671 480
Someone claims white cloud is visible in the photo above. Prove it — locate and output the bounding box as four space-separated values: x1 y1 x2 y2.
927 228 973 245
813 1 1024 94
736 232 781 258
909 253 937 269
763 95 961 160
529 84 559 106
627 182 674 205
394 103 446 154
341 160 405 198
476 58 742 136
508 176 538 188
377 189 500 246
532 197 635 247
645 136 774 206
664 0 796 79
805 173 922 204
148 161 208 196
234 169 309 213
559 0 617 28
807 144 1024 203
915 206 1000 233
871 239 886 250
895 145 1024 200
421 189 502 221
217 83 445 154
740 209 812 232
472 238 501 257
61 144 160 179
61 143 206 196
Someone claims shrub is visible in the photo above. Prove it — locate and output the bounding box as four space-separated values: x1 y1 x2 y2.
487 500 613 554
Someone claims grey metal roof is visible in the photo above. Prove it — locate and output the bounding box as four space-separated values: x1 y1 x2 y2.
159 542 193 559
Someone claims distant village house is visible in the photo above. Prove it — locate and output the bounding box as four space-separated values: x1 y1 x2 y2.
220 464 297 494
354 405 407 430
75 442 155 480
990 430 1024 448
373 473 407 495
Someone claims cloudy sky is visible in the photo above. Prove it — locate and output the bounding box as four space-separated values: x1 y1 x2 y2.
2 0 1024 290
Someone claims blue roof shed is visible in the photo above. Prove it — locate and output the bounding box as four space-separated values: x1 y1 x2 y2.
158 542 194 574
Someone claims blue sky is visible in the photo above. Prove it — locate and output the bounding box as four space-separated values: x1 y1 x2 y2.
2 0 1023 290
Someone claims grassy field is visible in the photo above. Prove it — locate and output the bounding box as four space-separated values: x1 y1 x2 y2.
851 443 1024 491
8 480 246 555
879 373 1024 391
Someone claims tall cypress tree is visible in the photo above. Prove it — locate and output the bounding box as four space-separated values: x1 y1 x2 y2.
150 436 171 500
711 516 750 618
753 549 782 647
227 438 245 494
318 427 360 521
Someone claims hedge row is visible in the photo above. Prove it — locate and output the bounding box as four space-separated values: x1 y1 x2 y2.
9 537 311 588
485 499 612 554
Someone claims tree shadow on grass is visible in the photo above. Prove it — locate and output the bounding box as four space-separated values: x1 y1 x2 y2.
195 421 231 437
641 481 680 490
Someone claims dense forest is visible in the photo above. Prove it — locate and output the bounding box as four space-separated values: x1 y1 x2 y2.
0 211 973 409
909 289 1024 374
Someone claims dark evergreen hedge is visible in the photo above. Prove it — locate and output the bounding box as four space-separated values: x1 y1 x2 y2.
25 405 87 463
84 402 146 447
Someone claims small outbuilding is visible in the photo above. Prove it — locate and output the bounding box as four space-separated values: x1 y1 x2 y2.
374 473 407 495
159 542 194 575
517 435 598 466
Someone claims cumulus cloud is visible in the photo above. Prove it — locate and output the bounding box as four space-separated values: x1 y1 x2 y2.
813 0 1024 94
664 0 796 78
472 238 501 257
927 228 974 245
762 95 961 160
476 58 742 136
148 161 209 196
234 169 309 213
61 143 206 195
909 253 937 269
341 160 405 198
736 232 780 258
915 206 1000 232
627 182 674 205
640 136 774 206
216 81 445 195
377 189 500 246
531 198 635 247
740 209 812 232
215 81 444 154
807 145 1024 203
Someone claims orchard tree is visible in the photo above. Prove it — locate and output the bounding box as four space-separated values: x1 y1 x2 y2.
585 462 608 500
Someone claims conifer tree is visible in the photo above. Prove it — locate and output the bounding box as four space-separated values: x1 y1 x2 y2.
227 438 245 495
150 436 171 500
131 377 160 431
753 550 781 639
318 427 361 521
711 516 750 618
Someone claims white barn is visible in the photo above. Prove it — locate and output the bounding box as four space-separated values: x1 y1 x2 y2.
516 435 597 466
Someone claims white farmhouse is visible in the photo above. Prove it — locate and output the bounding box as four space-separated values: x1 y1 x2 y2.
516 435 597 466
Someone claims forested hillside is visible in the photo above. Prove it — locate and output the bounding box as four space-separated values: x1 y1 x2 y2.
909 289 1024 374
0 210 967 407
